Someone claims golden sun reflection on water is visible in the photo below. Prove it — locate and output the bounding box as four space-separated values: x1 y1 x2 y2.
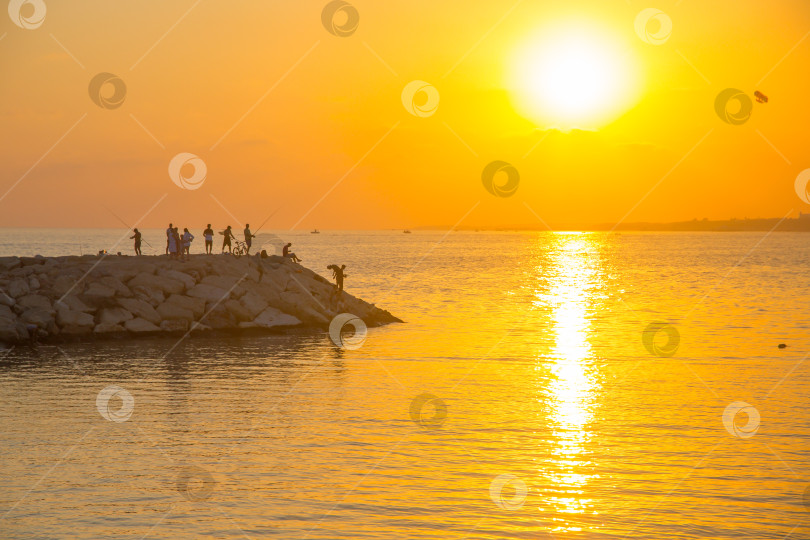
539 234 601 527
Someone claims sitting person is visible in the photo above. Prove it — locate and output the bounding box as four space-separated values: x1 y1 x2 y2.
283 242 302 263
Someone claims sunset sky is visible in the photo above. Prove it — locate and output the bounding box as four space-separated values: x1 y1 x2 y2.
1 0 809 230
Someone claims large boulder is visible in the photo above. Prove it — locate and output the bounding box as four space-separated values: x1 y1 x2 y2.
160 319 189 332
116 297 161 325
56 305 95 328
8 278 29 299
17 294 53 313
52 275 84 297
187 284 231 304
0 291 15 307
157 270 195 291
201 275 243 292
254 307 302 329
21 308 54 328
124 318 160 333
94 323 125 334
97 307 134 326
0 257 21 271
57 295 95 313
224 299 252 322
239 292 269 319
156 302 194 322
129 273 184 295
132 285 165 307
164 294 205 319
98 276 132 297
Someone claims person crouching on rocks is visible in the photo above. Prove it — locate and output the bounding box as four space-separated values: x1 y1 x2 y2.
283 242 302 263
327 264 347 292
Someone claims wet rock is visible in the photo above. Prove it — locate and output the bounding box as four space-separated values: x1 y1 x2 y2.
94 323 125 334
164 294 205 319
8 278 29 299
156 302 194 322
116 297 160 325
98 307 134 326
56 305 94 328
124 318 160 333
160 319 189 332
254 307 301 328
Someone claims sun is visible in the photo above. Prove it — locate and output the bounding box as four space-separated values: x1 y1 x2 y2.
509 22 641 129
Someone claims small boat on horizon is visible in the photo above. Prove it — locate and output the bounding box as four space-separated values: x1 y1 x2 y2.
403 230 412 234
311 229 320 234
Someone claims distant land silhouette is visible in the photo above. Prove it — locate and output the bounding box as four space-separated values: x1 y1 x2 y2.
424 213 810 232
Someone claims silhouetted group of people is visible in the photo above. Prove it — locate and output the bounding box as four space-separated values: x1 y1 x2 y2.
161 223 196 260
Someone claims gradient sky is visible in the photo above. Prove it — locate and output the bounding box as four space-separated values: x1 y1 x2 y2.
1 0 809 230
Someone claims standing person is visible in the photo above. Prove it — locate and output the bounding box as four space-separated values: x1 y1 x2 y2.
168 226 178 259
283 242 302 263
203 224 214 254
182 228 194 260
130 228 142 256
243 224 255 254
219 225 235 253
165 223 173 255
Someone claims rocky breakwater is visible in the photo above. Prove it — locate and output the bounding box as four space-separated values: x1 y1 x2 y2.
0 254 401 345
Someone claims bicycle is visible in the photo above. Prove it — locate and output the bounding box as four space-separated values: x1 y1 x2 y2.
232 240 249 258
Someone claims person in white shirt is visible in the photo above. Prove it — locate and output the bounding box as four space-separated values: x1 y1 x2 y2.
182 228 194 260
203 224 214 254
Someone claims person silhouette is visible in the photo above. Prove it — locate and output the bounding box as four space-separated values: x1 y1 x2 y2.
165 223 173 255
168 226 179 259
327 264 347 292
203 224 214 254
243 224 255 254
130 228 142 256
220 225 235 253
283 242 302 263
182 228 194 260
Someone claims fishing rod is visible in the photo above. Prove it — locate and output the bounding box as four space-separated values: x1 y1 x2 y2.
102 204 154 249
252 205 283 236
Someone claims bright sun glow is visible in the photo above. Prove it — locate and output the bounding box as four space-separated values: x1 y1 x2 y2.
509 23 641 129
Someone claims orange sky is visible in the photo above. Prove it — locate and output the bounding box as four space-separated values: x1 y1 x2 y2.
1 0 809 230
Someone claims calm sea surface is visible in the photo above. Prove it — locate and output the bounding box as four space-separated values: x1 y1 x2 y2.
1 230 809 539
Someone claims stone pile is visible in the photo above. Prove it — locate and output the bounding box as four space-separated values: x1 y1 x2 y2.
0 254 400 345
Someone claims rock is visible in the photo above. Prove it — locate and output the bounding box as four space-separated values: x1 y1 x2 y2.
8 278 29 299
98 307 134 326
254 307 302 328
28 276 40 290
56 305 95 328
57 295 95 313
0 304 14 321
187 284 231 304
201 275 243 291
0 291 14 307
132 285 165 307
116 297 161 325
0 257 21 271
156 302 194 322
164 294 205 319
224 299 252 322
160 319 189 332
84 282 116 299
239 292 269 319
98 276 132 297
52 275 84 297
157 269 195 291
124 317 160 333
21 308 54 328
200 305 235 329
17 294 53 312
129 273 184 295
94 323 125 334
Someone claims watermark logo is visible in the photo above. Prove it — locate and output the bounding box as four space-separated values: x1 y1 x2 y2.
715 88 753 125
489 474 528 510
96 385 134 422
328 313 367 350
88 72 127 110
634 8 672 45
8 0 46 29
722 401 760 438
401 80 440 118
409 393 448 429
259 233 286 257
321 0 359 37
482 161 520 198
794 169 810 204
168 153 207 191
175 465 216 501
642 321 680 357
